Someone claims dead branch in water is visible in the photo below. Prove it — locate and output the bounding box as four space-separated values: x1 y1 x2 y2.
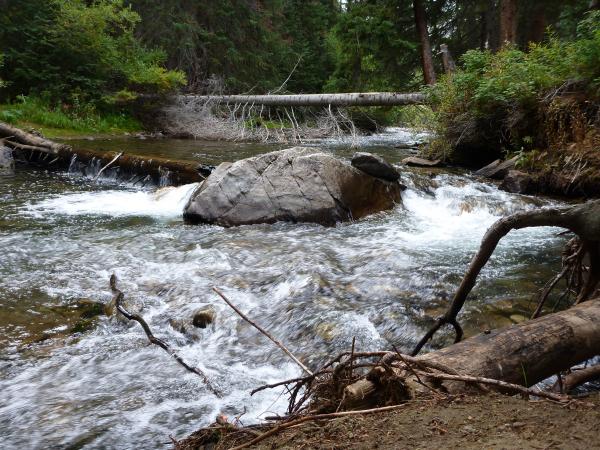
93 152 123 181
110 275 221 396
161 96 363 145
213 287 313 376
412 200 600 355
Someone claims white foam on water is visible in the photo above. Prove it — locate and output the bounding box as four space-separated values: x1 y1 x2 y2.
1 146 570 449
25 183 200 218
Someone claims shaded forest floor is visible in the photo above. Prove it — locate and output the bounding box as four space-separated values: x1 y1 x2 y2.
179 393 600 449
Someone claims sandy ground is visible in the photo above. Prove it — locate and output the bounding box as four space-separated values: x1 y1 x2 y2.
178 393 600 450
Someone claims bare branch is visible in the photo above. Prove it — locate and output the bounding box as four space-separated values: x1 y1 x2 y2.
109 275 221 396
213 287 313 376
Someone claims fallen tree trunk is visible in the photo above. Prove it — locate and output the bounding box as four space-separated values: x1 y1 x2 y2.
419 298 600 390
180 92 427 107
54 146 204 186
0 122 68 154
342 299 600 402
0 121 205 186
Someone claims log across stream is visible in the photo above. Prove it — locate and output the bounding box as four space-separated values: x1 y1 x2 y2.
0 123 596 449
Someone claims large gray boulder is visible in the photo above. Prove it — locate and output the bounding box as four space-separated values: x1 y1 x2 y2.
183 147 402 227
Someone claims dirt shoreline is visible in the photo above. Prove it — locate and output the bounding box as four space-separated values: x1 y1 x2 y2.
176 393 600 449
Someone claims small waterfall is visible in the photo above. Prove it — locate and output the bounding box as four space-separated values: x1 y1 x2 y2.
26 183 200 218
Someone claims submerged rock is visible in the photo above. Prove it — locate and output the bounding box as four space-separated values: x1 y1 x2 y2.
0 146 14 172
192 307 216 329
184 147 402 227
351 152 400 182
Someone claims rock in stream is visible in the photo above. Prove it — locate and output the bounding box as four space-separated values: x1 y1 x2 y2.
184 147 402 226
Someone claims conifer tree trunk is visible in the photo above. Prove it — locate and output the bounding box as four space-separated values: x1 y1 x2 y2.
485 0 501 52
413 0 436 85
527 2 546 44
499 0 518 45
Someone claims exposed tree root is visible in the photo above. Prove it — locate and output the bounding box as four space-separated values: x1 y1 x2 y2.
412 200 600 355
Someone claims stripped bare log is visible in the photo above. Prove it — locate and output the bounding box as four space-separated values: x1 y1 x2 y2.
178 92 426 107
413 201 600 355
418 298 600 388
335 299 600 412
109 275 221 396
0 122 69 153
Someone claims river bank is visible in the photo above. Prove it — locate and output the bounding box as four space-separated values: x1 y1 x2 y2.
178 393 600 450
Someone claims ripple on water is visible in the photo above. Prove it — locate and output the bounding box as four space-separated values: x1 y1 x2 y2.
0 139 567 449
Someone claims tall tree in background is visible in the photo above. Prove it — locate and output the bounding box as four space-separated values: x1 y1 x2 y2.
499 0 518 45
413 0 436 85
281 0 338 93
326 0 418 92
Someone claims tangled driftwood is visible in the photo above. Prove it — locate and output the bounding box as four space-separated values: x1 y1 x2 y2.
171 202 600 449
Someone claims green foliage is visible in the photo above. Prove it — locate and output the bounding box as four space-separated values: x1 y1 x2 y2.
128 0 337 94
427 12 600 162
281 0 337 93
0 96 141 133
0 0 185 104
325 0 419 92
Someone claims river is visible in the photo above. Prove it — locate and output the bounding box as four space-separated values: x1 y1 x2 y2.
0 129 566 449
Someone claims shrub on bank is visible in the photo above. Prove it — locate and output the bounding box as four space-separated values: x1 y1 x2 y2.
426 12 600 166
0 0 185 132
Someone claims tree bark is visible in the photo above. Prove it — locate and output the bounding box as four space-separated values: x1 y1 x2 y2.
0 122 68 154
486 0 501 52
413 0 436 85
527 2 546 44
420 298 600 390
440 44 456 75
345 299 600 402
499 0 518 46
180 92 426 107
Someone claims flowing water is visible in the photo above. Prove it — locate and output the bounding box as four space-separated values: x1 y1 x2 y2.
0 129 567 449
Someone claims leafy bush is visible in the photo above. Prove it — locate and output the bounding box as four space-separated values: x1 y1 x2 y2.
0 0 185 105
427 12 600 164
